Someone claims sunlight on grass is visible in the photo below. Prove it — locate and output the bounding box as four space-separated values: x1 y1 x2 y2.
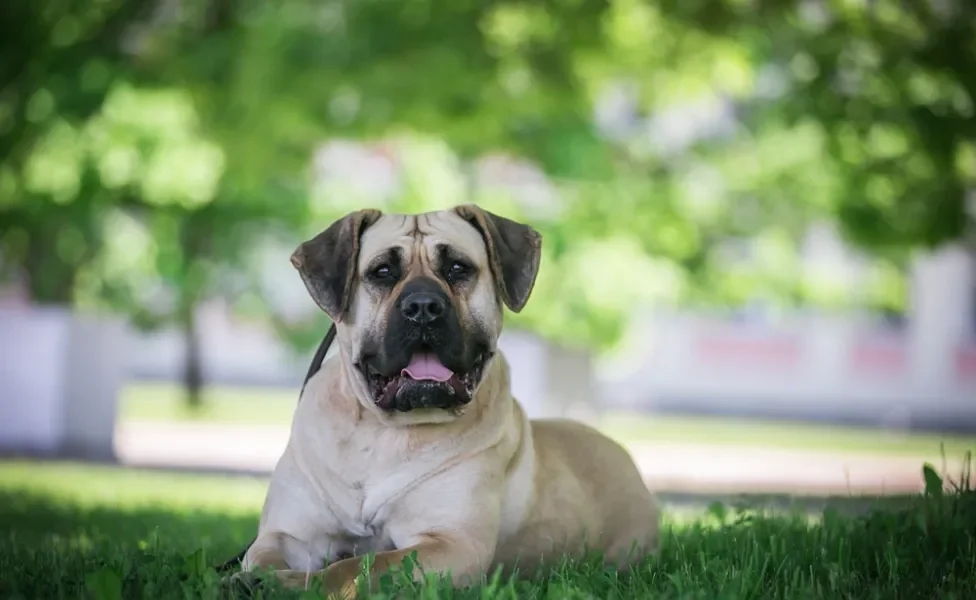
0 460 267 514
120 382 298 425
0 461 876 532
121 382 976 460
0 460 820 531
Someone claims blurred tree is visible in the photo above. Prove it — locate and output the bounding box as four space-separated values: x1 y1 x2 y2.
654 0 976 250
0 0 155 301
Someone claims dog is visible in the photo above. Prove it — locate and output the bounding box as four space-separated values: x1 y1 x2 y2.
231 205 659 597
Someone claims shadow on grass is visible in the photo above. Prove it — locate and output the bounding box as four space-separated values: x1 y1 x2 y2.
1 486 975 599
0 490 257 600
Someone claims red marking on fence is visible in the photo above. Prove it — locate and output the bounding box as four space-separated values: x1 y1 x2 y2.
956 345 976 381
850 339 908 375
695 335 801 368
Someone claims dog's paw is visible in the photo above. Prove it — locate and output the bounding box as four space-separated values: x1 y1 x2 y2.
318 567 363 600
220 571 265 599
272 569 354 599
318 578 359 600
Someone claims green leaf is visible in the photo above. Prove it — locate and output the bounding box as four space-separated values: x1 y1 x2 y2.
85 566 122 600
707 501 729 525
183 548 209 578
922 463 944 498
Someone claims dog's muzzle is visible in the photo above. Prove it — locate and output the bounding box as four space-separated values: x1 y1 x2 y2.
357 278 492 412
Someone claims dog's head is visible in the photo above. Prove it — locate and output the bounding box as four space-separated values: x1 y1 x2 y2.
291 205 542 422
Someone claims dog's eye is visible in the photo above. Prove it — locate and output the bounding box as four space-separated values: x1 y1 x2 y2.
369 264 395 280
446 261 472 283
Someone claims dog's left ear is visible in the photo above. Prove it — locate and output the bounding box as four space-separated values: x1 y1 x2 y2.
454 204 542 313
290 209 383 321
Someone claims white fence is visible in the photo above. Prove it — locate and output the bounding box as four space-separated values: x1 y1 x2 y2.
603 244 976 429
603 311 976 428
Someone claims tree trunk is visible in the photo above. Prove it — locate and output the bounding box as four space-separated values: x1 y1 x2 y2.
23 215 83 306
180 299 204 410
178 212 210 411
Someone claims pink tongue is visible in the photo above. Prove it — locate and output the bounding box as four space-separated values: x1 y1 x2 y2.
402 353 454 382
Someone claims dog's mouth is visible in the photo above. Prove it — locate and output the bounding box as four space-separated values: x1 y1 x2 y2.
361 351 491 412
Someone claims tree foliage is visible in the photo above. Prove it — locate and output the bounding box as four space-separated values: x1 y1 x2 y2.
0 0 156 302
654 0 976 249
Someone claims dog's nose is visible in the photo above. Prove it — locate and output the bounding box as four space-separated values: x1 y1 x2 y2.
400 292 446 325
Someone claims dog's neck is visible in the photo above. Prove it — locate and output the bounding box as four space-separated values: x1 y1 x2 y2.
290 352 522 489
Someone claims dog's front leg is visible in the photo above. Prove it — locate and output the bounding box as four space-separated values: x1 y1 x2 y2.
277 475 503 598
241 532 294 570
223 531 305 593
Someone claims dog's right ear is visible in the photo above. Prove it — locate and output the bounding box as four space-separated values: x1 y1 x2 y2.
290 209 382 321
454 204 542 313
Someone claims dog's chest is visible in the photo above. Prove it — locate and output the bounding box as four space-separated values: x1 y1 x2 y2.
323 426 445 536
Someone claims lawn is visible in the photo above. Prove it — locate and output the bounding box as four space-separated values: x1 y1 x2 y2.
121 382 976 459
1 459 974 599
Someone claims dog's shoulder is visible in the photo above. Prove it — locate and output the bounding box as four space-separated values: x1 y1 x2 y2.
296 357 362 423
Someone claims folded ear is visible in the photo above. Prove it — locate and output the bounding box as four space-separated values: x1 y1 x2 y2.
454 204 542 313
290 209 383 321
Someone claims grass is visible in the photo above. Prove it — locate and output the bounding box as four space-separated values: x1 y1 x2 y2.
121 382 976 459
1 459 975 599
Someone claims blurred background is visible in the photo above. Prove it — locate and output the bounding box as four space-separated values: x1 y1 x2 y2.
1 0 975 507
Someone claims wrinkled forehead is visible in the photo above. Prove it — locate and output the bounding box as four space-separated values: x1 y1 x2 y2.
357 211 487 268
